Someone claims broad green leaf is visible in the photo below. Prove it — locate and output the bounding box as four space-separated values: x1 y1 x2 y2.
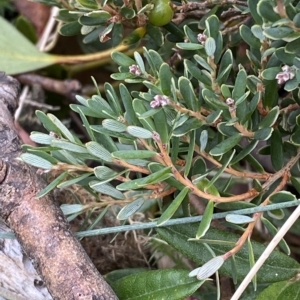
117 198 145 220
206 110 223 124
94 166 118 180
202 89 229 110
261 217 290 255
112 150 156 159
209 134 242 156
157 187 190 226
291 128 300 145
36 171 69 198
153 108 169 143
79 11 111 25
270 128 284 171
184 60 212 86
77 107 96 141
264 27 294 40
157 224 300 283
256 280 300 300
291 177 300 194
196 200 214 239
0 17 57 74
119 84 139 125
111 269 205 300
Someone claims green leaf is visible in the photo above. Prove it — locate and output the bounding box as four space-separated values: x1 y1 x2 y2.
256 280 300 300
216 49 233 84
57 173 92 189
112 150 156 159
176 43 203 50
270 128 284 171
264 27 294 40
232 68 247 101
225 214 254 224
204 37 216 56
196 200 214 239
157 224 300 283
189 256 224 280
254 128 273 141
184 130 196 177
111 51 136 67
259 106 280 128
157 187 190 226
117 198 145 220
60 204 85 215
231 140 259 164
178 77 199 111
291 128 300 145
257 0 281 22
79 11 111 25
20 153 53 169
261 217 290 255
90 181 125 199
269 191 296 203
184 60 212 86
36 171 69 198
248 0 263 25
159 63 172 96
127 126 153 139
209 134 242 156
202 89 229 110
117 167 172 190
48 114 76 143
51 140 88 153
261 67 282 80
86 141 113 162
112 269 205 300
247 238 257 290
30 132 53 145
59 21 82 36
0 16 57 75
240 25 261 48
102 119 127 132
153 108 169 144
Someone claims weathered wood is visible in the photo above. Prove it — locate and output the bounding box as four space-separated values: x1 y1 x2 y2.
0 72 118 300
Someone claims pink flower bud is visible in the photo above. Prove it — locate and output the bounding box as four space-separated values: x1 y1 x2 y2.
129 64 142 76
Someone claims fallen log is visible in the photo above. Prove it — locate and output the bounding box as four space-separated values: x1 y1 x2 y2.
0 72 118 300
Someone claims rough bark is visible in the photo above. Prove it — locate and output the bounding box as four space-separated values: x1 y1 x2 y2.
0 72 118 300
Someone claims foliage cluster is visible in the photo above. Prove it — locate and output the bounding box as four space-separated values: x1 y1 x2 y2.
2 0 300 299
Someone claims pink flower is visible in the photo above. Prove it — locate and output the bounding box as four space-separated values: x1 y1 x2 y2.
150 95 170 108
197 33 207 45
129 64 142 76
275 65 295 84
